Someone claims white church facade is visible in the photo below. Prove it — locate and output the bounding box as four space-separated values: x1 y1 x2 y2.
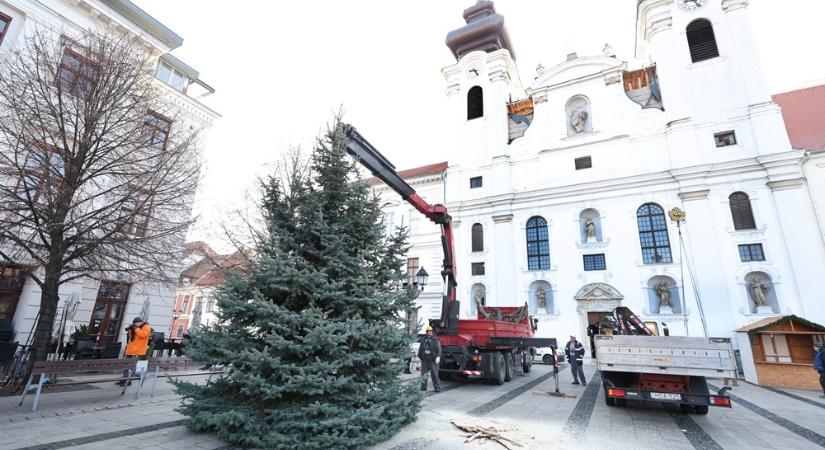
374 0 825 356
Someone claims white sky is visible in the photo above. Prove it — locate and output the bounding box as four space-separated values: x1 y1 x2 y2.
134 0 825 251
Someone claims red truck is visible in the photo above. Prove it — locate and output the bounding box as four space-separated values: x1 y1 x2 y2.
345 125 556 385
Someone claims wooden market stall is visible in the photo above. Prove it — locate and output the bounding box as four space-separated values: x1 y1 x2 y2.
735 315 825 390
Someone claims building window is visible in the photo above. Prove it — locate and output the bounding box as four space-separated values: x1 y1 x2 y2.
714 131 737 148
205 298 215 313
181 294 190 312
156 61 189 92
471 223 484 252
0 13 11 46
176 324 185 338
406 257 419 286
144 111 173 150
58 48 98 97
16 143 65 203
471 262 485 276
467 86 483 120
686 19 719 63
583 254 606 271
526 216 550 270
382 212 394 236
637 203 673 264
88 281 130 347
729 192 756 230
739 244 765 262
470 176 483 189
575 156 592 170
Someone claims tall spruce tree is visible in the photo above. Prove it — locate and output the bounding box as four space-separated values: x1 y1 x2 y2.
176 120 422 449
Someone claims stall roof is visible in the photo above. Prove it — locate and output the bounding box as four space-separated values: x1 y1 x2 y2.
736 315 825 336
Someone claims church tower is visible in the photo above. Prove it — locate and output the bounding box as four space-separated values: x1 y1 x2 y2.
635 0 790 164
442 1 525 167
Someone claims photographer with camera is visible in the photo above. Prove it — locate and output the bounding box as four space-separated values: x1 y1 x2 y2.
116 317 152 386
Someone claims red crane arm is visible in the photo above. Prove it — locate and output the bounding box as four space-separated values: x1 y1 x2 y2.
344 125 458 329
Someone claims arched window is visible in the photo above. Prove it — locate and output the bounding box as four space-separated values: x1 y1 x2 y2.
637 203 672 264
686 19 719 63
729 192 756 230
526 216 550 270
471 223 484 252
467 86 483 120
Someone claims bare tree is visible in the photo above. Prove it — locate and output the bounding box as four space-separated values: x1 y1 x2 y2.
0 29 201 360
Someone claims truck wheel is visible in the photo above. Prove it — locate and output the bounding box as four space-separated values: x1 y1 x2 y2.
522 352 532 373
605 395 616 406
693 405 709 415
689 376 710 415
542 355 552 365
492 353 506 385
504 353 514 382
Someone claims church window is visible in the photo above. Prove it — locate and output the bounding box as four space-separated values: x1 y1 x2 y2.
470 176 483 188
583 254 606 271
739 244 765 262
637 203 673 264
714 131 737 147
729 192 756 230
471 223 484 252
526 216 550 270
471 262 485 276
0 13 10 46
467 86 483 120
686 19 719 63
575 156 592 170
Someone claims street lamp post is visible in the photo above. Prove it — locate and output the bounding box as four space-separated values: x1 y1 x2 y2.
668 207 709 338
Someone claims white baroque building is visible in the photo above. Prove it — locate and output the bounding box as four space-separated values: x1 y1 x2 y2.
375 0 825 357
0 0 218 350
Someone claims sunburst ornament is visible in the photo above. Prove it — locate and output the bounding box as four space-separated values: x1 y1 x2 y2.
668 207 687 223
678 0 708 12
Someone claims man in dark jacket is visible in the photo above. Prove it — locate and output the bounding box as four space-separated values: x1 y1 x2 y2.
565 335 586 385
815 343 825 398
418 325 441 393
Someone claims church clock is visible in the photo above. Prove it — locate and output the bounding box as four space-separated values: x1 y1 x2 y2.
678 0 708 11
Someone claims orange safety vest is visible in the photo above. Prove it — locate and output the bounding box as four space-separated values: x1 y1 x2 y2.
125 323 152 357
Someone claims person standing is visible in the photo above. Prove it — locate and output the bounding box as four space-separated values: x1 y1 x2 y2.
565 335 586 386
814 343 825 399
117 317 152 386
418 325 441 393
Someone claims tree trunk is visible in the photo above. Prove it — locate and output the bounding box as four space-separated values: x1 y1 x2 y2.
31 267 61 362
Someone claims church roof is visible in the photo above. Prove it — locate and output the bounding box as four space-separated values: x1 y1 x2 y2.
446 1 515 61
773 84 825 153
367 161 448 186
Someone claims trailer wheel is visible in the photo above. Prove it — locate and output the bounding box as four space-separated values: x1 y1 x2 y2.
504 353 514 382
492 353 506 385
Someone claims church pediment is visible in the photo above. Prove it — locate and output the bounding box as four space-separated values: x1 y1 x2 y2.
529 56 624 91
574 283 623 301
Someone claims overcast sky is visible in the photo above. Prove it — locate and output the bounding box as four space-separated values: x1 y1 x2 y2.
133 0 825 251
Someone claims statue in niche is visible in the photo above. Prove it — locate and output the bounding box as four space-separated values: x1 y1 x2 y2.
570 107 589 134
654 281 672 308
584 217 596 240
748 276 770 307
536 285 547 310
474 289 485 310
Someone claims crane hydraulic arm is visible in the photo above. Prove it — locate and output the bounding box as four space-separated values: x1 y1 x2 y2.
343 125 459 332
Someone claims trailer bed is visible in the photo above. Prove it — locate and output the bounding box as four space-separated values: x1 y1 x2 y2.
595 335 737 378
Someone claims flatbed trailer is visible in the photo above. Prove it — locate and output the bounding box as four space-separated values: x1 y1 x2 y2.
595 335 736 414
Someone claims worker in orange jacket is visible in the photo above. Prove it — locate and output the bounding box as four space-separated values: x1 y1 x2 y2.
117 317 152 386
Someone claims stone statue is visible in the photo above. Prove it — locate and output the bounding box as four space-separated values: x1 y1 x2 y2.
536 285 547 310
603 43 616 58
474 289 485 309
584 217 596 240
654 281 672 308
570 108 589 134
748 276 770 307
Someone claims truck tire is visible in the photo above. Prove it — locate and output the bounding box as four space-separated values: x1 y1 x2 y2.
492 353 506 385
504 353 514 382
542 354 552 365
522 351 532 373
605 395 616 406
689 376 710 415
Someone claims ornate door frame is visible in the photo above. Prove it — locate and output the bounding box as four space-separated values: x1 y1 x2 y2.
574 283 623 357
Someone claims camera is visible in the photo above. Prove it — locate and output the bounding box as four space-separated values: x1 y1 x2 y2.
125 324 136 332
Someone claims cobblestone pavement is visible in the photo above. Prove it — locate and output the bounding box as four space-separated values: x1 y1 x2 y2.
1 363 824 449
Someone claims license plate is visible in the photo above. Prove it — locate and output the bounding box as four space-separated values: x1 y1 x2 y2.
650 392 682 401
